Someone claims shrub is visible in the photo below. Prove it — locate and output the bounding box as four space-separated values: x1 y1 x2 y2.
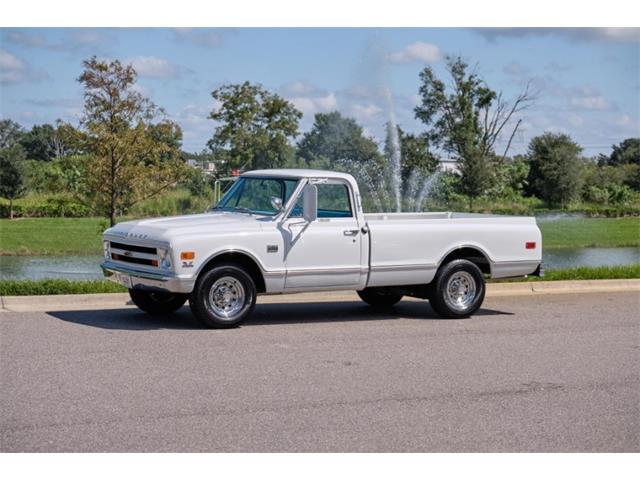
0 194 91 218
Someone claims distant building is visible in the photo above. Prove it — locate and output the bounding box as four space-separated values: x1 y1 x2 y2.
185 158 226 175
439 158 459 174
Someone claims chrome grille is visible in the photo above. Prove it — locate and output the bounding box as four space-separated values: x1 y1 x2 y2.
109 241 158 267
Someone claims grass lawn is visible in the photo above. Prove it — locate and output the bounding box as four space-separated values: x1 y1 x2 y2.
0 217 106 255
1 215 639 256
0 279 126 296
538 217 640 249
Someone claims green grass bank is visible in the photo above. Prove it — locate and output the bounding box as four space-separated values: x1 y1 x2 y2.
1 264 638 296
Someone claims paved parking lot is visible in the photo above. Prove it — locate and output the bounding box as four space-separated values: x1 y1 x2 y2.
1 291 638 452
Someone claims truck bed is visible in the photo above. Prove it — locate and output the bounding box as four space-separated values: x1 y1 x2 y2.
364 211 541 287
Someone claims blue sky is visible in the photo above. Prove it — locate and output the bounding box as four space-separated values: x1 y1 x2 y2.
1 27 638 156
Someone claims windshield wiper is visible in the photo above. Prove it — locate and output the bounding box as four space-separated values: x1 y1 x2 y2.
212 206 254 215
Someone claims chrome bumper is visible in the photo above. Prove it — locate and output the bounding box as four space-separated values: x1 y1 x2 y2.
101 261 195 294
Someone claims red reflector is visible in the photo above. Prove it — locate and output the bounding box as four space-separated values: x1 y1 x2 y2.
526 242 536 249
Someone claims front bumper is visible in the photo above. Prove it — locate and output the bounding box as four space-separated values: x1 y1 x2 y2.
101 261 195 294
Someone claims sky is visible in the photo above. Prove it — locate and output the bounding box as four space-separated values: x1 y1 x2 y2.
0 27 638 157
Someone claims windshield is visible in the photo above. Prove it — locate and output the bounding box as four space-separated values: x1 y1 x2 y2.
214 177 300 216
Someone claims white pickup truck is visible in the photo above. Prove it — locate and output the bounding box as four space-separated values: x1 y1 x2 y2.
102 169 542 327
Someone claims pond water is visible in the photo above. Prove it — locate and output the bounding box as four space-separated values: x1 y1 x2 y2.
1 248 638 281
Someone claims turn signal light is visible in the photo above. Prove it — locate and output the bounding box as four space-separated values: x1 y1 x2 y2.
181 251 195 260
525 242 536 250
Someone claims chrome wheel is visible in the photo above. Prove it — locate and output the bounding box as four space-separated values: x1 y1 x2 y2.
208 276 246 318
444 271 477 312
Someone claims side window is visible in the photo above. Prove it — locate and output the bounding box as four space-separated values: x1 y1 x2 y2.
317 184 352 218
288 182 353 218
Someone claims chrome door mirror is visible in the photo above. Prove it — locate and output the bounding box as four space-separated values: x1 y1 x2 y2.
302 184 318 222
270 196 283 212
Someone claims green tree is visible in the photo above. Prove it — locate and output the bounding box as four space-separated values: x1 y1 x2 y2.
298 111 381 167
607 138 640 166
208 82 302 171
526 132 583 207
182 167 210 197
0 144 27 219
0 119 24 149
78 56 185 226
19 123 56 161
397 127 439 182
490 154 530 198
51 120 86 159
414 56 532 210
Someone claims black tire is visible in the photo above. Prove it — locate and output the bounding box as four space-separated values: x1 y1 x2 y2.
189 264 257 329
429 259 485 319
128 289 187 314
357 288 403 307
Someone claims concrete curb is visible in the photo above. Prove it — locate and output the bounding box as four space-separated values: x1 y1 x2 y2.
1 279 639 313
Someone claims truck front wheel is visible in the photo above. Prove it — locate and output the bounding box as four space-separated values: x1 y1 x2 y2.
128 290 187 314
189 264 257 329
429 259 485 319
357 288 403 307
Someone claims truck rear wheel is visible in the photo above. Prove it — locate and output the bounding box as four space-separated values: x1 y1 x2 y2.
189 264 256 329
357 288 403 307
429 259 485 319
128 290 187 314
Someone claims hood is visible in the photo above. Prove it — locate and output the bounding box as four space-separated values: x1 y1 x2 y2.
104 211 266 242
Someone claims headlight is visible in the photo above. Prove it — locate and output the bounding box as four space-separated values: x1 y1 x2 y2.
103 240 110 259
157 248 172 271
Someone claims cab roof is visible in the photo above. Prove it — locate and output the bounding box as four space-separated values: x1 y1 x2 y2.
241 169 356 182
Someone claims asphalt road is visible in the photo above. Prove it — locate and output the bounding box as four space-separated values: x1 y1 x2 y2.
1 292 638 452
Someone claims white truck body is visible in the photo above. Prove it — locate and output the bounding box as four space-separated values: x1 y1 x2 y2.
102 169 542 298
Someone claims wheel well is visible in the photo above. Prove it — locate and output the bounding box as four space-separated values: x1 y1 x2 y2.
198 252 266 293
439 247 491 275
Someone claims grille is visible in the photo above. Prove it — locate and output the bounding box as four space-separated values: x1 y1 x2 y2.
109 241 158 267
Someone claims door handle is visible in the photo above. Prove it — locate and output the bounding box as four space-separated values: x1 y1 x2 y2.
343 229 359 236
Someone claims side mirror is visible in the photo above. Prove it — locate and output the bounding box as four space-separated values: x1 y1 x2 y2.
302 184 318 222
270 196 283 212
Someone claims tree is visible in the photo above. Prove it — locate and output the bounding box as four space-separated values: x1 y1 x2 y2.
414 56 533 210
0 144 27 219
78 57 185 226
19 123 56 161
607 138 640 166
526 132 583 207
51 120 86 159
298 111 381 167
208 82 302 171
0 119 24 149
397 127 439 183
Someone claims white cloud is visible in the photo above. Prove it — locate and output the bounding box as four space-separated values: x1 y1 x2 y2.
4 29 114 53
282 80 319 96
280 81 338 116
387 41 442 64
570 95 611 111
128 83 153 98
128 56 178 78
503 62 530 76
473 27 640 43
289 93 338 115
567 114 584 127
173 28 223 48
615 114 640 132
0 49 46 84
349 103 383 120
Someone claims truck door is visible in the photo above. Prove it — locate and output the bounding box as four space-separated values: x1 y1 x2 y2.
282 180 364 290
